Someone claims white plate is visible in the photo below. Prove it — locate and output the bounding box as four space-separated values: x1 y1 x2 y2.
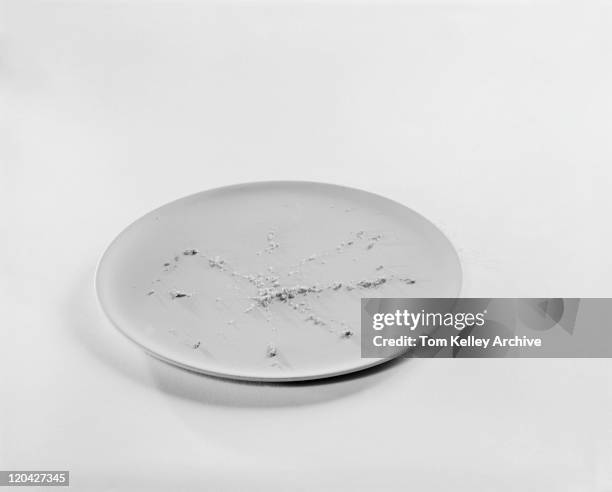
96 181 461 381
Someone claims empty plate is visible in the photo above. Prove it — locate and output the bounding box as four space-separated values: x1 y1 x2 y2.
95 181 461 381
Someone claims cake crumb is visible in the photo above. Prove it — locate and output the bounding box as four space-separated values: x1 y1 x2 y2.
357 277 387 288
208 256 225 268
266 343 277 358
305 314 326 326
170 290 191 299
264 231 280 253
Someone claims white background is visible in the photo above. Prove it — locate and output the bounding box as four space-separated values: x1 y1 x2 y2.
2 1 612 490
